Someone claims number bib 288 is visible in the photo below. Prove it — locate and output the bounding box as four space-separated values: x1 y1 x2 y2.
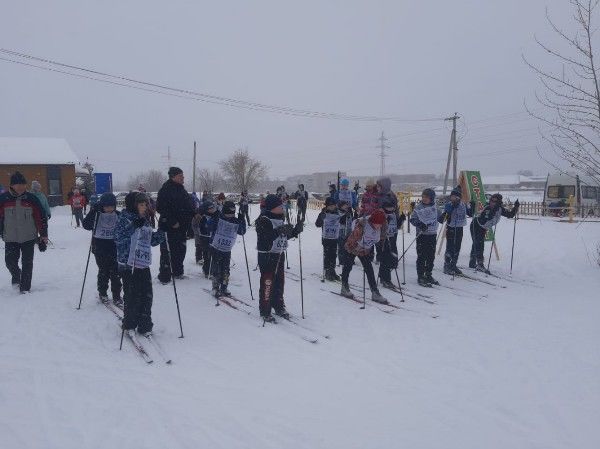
94 212 117 240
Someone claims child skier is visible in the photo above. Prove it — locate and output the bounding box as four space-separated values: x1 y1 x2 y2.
409 188 442 287
377 198 406 289
255 194 303 321
196 201 219 278
70 188 86 227
359 179 379 217
191 206 205 265
209 201 247 297
469 193 519 273
82 193 122 306
342 209 388 303
315 197 341 281
337 200 354 268
294 184 309 223
334 178 358 215
441 187 472 275
115 192 165 335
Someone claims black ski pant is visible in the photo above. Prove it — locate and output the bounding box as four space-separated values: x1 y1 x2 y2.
94 251 122 298
378 234 398 283
73 208 84 227
322 239 338 273
258 252 286 317
341 251 377 292
5 240 35 292
469 221 487 266
210 248 231 292
195 243 203 263
121 267 153 334
297 205 307 223
240 205 251 226
416 234 437 279
444 226 463 270
158 234 187 282
199 237 212 276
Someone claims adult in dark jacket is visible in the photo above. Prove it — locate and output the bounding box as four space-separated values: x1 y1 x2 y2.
0 172 48 293
469 193 519 273
294 184 309 223
82 192 122 305
156 167 195 283
238 190 251 226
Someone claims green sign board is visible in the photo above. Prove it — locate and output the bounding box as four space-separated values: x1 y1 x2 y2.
460 170 495 242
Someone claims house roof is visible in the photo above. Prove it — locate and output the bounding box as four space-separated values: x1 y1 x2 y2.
0 138 80 165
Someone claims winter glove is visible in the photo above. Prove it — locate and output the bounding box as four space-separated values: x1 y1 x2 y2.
418 223 428 232
133 216 146 228
277 224 294 237
237 212 244 221
37 238 47 252
294 221 304 234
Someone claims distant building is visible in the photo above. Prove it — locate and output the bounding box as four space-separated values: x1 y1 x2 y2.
0 138 79 206
286 171 347 192
483 174 546 191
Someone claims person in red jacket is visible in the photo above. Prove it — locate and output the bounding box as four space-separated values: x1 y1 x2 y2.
69 189 87 227
359 179 380 217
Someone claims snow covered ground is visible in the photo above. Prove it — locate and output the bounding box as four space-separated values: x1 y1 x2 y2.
1 205 599 449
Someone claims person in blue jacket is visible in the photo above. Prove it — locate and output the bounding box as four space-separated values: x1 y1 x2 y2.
334 178 358 214
409 188 442 287
440 187 473 276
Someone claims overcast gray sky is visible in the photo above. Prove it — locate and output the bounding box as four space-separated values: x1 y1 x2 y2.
0 0 574 184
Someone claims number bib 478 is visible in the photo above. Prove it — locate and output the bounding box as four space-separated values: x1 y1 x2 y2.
128 226 153 269
94 212 117 240
211 219 239 252
322 213 340 240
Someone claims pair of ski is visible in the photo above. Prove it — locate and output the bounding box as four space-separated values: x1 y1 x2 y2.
200 288 329 344
99 298 172 364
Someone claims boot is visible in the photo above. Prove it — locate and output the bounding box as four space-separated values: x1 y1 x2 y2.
262 314 276 323
426 273 439 285
380 279 396 290
220 285 232 297
274 306 290 320
453 266 463 275
99 292 109 303
469 257 476 269
112 295 124 308
475 262 490 275
418 277 432 287
443 265 455 275
340 282 354 298
371 289 389 304
325 269 340 282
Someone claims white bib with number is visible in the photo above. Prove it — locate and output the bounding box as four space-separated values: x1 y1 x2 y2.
322 213 340 240
387 213 398 237
211 219 239 252
337 189 353 204
356 219 380 250
415 205 439 233
127 225 152 269
94 212 118 240
269 218 288 253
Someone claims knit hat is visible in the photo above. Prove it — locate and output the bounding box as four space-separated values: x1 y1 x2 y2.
369 209 386 225
168 166 183 178
450 186 462 199
381 197 396 210
135 192 149 205
124 191 137 212
223 200 236 215
10 171 27 186
325 197 336 207
422 188 436 202
340 178 350 186
31 180 42 192
490 193 503 204
264 194 282 211
99 192 117 208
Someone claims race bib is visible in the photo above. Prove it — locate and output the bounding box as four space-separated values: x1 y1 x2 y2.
211 219 239 252
94 212 117 240
269 218 288 253
72 197 82 208
415 205 439 233
127 225 153 269
387 213 398 237
322 213 340 240
357 219 380 250
337 189 353 204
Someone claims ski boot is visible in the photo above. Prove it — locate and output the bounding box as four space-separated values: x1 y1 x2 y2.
99 292 109 303
275 306 290 320
262 314 276 323
453 266 463 275
325 269 341 282
371 290 389 304
475 263 490 275
112 295 124 308
380 279 396 290
426 273 440 286
443 264 454 275
340 282 354 299
418 277 432 287
211 286 221 298
468 257 476 269
220 285 232 297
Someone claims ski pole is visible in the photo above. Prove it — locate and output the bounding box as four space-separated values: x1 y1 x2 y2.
119 328 125 350
241 234 254 300
321 251 325 283
361 267 366 310
401 224 406 284
165 239 184 338
486 224 498 272
285 249 290 269
510 215 517 276
397 231 421 262
299 232 305 319
394 268 405 302
77 212 99 309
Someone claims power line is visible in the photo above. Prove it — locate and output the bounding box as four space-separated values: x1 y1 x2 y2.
0 48 447 123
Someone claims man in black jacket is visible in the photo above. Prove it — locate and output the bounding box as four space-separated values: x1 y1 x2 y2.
156 167 195 283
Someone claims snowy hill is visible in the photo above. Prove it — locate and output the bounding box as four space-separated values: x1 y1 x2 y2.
1 206 599 449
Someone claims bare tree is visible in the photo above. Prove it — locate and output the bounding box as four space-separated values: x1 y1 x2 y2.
127 169 167 191
219 149 268 192
524 0 600 184
196 168 223 194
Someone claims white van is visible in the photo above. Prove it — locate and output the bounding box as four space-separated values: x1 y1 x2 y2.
543 173 599 216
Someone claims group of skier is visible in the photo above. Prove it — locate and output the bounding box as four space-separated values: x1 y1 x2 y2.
1 167 520 336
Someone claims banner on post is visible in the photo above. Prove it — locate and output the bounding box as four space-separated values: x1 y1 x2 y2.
459 170 495 242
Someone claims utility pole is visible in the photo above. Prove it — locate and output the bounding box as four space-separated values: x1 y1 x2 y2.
377 131 389 177
442 113 460 195
162 146 172 169
192 141 197 193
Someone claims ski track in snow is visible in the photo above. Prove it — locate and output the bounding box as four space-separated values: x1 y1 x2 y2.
0 205 599 449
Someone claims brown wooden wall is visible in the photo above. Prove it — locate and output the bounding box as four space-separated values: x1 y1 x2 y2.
0 164 76 205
